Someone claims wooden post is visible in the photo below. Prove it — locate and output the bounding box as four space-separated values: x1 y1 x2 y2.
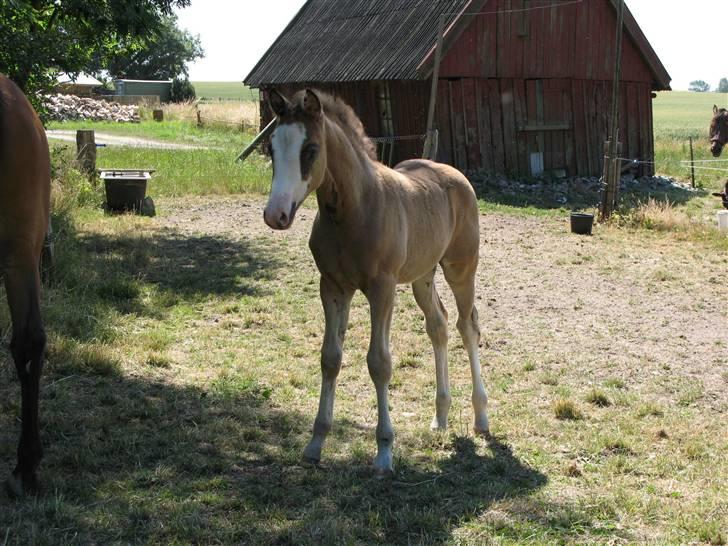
152 109 164 122
76 129 96 179
689 137 696 188
236 118 277 162
196 107 202 128
600 0 625 221
422 14 446 160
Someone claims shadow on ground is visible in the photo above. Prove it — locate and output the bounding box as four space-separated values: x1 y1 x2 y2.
1 369 552 544
470 174 707 212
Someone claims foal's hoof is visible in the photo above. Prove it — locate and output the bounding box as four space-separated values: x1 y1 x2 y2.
5 472 38 498
474 426 491 439
374 466 395 479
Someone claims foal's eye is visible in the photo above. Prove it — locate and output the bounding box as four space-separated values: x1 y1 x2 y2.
302 144 319 161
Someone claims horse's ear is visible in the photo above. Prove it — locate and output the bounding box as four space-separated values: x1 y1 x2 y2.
269 89 290 117
714 105 719 116
303 89 322 117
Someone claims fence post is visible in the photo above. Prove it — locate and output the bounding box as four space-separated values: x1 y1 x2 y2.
76 129 96 179
689 136 696 188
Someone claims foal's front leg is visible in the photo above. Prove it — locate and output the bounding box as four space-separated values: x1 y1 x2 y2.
303 276 354 464
364 277 396 475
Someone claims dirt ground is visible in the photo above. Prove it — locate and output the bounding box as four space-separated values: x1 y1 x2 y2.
158 195 727 412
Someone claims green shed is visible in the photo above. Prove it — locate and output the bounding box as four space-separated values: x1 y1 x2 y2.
114 79 172 102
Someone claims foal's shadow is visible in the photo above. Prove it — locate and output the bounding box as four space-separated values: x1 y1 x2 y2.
274 433 548 544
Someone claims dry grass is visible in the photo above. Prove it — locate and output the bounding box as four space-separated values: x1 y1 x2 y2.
627 197 695 231
157 100 260 131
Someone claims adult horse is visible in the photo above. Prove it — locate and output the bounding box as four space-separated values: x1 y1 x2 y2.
710 105 728 157
0 75 50 496
263 89 489 475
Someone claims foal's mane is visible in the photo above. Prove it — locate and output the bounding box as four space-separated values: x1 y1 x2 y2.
311 91 378 162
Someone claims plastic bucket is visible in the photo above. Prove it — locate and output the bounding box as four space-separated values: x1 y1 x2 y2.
718 211 728 233
570 213 594 235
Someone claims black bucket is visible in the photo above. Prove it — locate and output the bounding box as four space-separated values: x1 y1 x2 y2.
101 171 150 212
570 213 594 235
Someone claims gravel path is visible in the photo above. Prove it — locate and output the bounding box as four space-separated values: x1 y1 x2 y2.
46 130 217 150
157 195 728 412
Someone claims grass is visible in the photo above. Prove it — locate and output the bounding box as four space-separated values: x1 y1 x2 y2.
2 186 724 543
652 90 728 187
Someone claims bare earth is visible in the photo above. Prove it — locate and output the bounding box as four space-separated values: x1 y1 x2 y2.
158 195 727 412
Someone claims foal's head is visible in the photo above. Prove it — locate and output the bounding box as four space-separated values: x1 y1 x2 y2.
263 89 327 230
710 105 728 157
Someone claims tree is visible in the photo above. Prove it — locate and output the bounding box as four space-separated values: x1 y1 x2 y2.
718 78 728 93
104 14 203 81
688 80 710 92
0 0 191 109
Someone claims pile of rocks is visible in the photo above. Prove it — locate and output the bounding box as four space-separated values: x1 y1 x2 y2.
468 170 699 206
45 94 140 123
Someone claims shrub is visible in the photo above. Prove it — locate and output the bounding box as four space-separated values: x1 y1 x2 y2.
170 77 196 103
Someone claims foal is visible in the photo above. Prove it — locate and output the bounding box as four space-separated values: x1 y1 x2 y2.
0 75 50 495
263 89 489 474
710 105 728 157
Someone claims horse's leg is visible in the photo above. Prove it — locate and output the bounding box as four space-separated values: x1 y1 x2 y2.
3 259 46 496
412 268 451 430
364 277 396 475
303 276 354 464
442 259 489 435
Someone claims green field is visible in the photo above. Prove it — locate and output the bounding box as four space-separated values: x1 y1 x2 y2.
652 91 728 186
192 81 258 101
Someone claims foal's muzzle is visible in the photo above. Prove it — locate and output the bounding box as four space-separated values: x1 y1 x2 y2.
263 201 298 230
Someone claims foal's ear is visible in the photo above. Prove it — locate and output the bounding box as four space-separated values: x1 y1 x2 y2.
269 89 290 117
714 105 719 116
303 89 322 117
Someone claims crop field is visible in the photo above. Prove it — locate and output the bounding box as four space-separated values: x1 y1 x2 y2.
1 88 727 544
192 81 258 102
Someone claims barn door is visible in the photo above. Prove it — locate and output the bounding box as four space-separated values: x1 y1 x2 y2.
524 80 573 176
376 82 395 166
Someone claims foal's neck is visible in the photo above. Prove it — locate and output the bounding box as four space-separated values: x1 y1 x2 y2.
316 116 375 225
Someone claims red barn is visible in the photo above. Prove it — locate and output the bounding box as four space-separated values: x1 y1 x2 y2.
245 0 671 177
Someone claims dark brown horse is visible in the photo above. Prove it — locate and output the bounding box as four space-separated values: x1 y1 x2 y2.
710 105 728 157
0 74 50 496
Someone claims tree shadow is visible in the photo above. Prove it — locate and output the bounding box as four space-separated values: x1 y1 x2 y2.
1 363 555 544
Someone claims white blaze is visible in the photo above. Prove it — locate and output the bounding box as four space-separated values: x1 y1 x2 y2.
269 122 308 208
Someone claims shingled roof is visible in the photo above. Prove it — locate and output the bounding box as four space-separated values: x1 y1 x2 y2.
245 0 670 90
245 0 485 86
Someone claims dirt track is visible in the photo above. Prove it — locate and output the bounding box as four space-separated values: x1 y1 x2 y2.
158 195 727 411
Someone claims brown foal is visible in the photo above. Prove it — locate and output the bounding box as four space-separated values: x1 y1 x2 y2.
263 89 488 474
0 74 50 495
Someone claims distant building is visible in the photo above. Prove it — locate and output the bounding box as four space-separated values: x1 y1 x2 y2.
113 79 172 104
56 73 103 97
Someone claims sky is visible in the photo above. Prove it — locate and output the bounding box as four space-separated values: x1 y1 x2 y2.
175 0 727 92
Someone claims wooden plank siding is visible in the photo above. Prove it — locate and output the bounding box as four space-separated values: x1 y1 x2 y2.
433 78 654 177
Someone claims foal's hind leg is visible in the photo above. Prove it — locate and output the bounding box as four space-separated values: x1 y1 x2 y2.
412 269 451 430
303 276 354 464
3 260 46 496
441 259 489 435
